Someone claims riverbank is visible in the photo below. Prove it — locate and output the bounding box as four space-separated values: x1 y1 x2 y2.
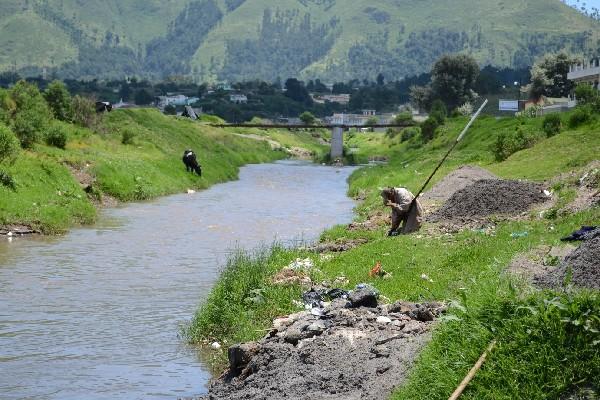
0 108 328 234
189 111 599 399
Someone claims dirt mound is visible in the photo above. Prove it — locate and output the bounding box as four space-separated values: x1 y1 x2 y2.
537 237 600 289
305 238 369 253
430 179 549 221
199 297 445 400
422 165 498 203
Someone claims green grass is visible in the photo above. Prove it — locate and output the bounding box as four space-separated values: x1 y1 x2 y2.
189 111 600 399
0 108 323 233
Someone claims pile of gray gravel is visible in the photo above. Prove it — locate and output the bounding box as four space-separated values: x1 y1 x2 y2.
537 237 600 289
430 179 549 221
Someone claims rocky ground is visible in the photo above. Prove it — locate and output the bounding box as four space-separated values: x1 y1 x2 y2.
197 288 445 400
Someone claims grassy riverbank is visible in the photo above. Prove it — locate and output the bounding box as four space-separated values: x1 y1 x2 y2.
189 111 600 398
0 108 328 233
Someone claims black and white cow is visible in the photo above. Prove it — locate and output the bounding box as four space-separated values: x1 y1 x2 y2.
182 149 202 176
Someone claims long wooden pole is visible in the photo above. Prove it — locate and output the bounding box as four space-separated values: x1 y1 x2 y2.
448 340 496 400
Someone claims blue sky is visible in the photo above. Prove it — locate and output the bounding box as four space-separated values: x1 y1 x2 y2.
565 0 600 10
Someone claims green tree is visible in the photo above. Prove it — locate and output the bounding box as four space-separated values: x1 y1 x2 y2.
71 95 98 128
299 111 316 125
430 54 479 111
528 52 579 100
134 89 154 105
0 123 19 164
420 117 438 142
284 79 312 105
4 81 53 148
44 80 73 121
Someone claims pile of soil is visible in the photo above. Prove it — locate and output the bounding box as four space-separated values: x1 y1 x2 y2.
422 165 498 203
305 238 369 253
430 179 549 222
199 292 445 400
536 237 600 289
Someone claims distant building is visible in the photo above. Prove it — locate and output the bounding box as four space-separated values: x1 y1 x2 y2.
311 93 350 105
229 94 248 104
324 110 394 127
156 95 199 108
568 58 600 88
216 82 233 91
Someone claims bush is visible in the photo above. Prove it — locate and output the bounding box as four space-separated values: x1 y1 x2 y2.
44 80 72 121
574 84 598 106
44 122 68 149
5 81 53 148
430 99 447 124
0 170 16 190
457 102 474 116
401 127 419 142
568 107 591 128
420 118 439 142
121 129 136 145
72 95 99 128
492 127 541 161
394 112 413 125
0 123 19 164
542 113 562 137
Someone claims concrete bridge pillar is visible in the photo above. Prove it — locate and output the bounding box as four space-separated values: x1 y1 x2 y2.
330 127 344 160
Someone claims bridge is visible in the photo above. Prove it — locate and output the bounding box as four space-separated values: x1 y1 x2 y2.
210 123 414 159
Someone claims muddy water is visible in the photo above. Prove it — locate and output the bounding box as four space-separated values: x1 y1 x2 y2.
0 161 356 400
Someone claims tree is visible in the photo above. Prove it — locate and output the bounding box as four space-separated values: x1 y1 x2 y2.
71 95 98 128
430 54 479 110
134 89 154 105
299 111 316 125
44 80 73 121
284 78 312 105
4 81 53 148
0 123 19 164
376 73 385 86
528 52 579 100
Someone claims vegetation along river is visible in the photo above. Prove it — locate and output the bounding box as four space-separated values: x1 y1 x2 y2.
0 160 357 400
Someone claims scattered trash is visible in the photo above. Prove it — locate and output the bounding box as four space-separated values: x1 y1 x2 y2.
288 258 314 270
211 342 221 350
420 273 434 283
376 316 392 324
272 268 312 286
7 232 13 237
319 253 334 261
510 231 529 238
369 261 392 279
186 189 196 194
561 226 600 242
301 287 350 308
543 190 552 197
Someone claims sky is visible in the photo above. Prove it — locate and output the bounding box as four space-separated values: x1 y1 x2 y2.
565 0 600 10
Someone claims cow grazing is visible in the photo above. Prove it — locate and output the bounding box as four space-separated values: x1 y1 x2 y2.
182 149 202 176
96 101 113 113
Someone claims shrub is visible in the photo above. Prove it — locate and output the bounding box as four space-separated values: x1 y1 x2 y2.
43 80 72 121
394 112 413 125
121 129 136 145
420 118 439 142
574 84 598 106
6 81 52 148
542 113 562 137
430 99 447 124
72 95 99 128
568 106 591 128
492 127 541 161
44 122 68 149
164 104 176 115
457 102 474 116
0 123 19 164
0 170 16 190
401 127 419 142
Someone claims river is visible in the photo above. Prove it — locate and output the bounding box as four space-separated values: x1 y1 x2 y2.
0 160 357 400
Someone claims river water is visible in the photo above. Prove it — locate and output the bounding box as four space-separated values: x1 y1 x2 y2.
0 160 356 400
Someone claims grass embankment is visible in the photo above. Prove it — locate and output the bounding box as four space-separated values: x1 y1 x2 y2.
189 112 600 399
0 108 327 233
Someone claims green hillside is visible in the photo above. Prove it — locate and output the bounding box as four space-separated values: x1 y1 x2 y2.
1 0 599 82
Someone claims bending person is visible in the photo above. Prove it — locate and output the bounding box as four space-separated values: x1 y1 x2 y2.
381 187 423 236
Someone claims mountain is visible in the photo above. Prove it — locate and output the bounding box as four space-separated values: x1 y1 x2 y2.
1 0 600 82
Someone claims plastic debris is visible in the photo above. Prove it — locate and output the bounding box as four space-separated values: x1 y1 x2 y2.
288 258 314 270
211 342 221 350
376 316 392 324
187 189 196 194
543 190 552 197
510 231 529 238
561 226 600 242
420 274 434 283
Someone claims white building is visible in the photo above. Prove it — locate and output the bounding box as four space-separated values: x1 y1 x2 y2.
229 94 248 104
567 58 600 88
